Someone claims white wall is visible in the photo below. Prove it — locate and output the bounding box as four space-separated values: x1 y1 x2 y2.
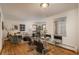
42 8 78 51
0 7 2 52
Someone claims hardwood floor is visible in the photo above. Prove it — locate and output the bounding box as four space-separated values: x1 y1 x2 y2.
1 40 77 55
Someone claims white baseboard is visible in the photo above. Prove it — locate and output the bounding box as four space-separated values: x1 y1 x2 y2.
58 44 77 51
47 41 77 51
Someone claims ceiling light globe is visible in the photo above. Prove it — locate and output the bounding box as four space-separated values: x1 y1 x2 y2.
41 3 49 8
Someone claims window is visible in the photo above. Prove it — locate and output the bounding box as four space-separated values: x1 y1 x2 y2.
20 24 25 31
54 17 66 36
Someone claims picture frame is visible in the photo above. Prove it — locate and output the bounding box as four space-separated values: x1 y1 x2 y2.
14 25 18 30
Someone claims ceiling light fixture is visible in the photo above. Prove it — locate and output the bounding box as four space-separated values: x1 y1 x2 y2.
40 3 49 8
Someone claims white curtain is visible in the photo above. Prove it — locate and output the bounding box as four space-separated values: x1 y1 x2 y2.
55 17 66 36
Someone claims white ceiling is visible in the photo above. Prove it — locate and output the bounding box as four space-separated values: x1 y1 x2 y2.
0 3 78 21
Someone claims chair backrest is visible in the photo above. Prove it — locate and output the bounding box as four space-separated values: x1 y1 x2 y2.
35 40 44 53
10 35 17 44
10 35 22 44
45 34 51 38
54 35 62 44
54 35 62 40
17 35 22 42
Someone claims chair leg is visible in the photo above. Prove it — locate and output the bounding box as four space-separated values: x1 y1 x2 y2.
42 49 47 55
